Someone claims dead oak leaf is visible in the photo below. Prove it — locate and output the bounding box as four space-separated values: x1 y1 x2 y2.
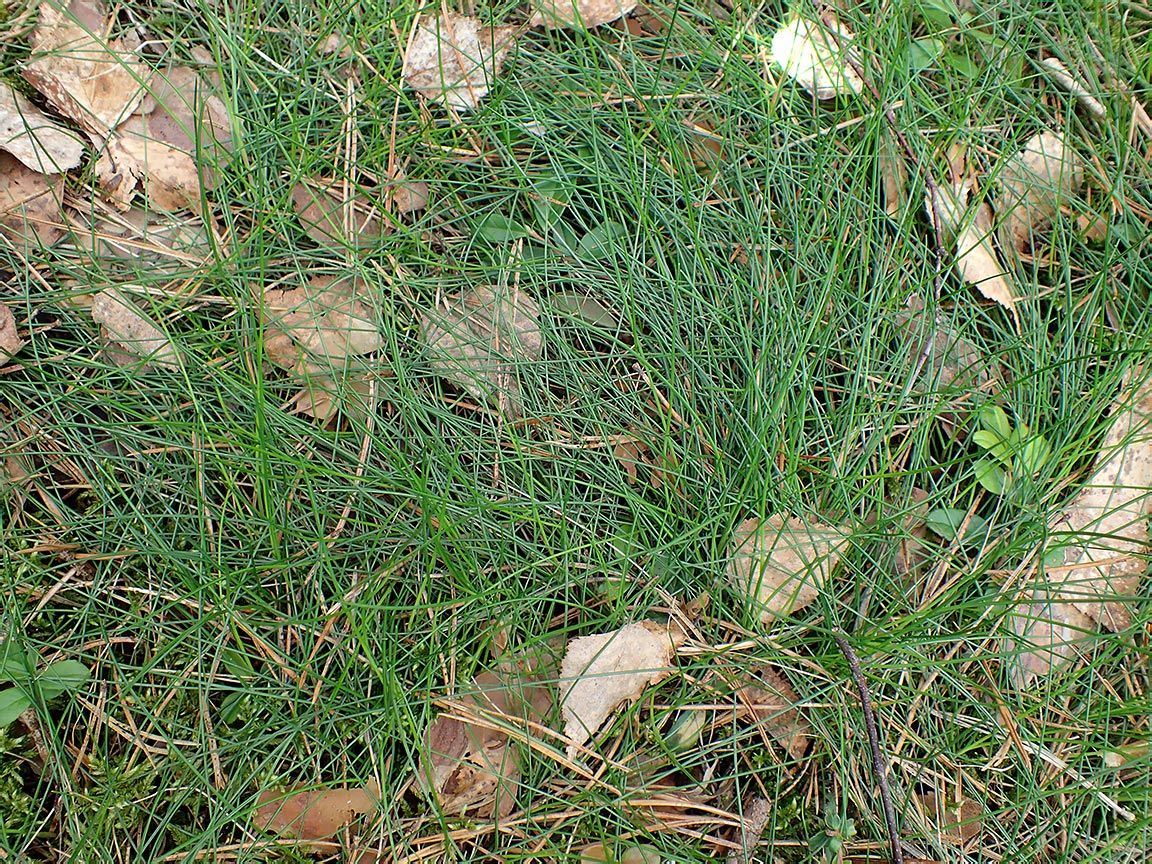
22 0 145 139
0 302 26 364
262 273 383 376
734 664 811 760
254 782 379 843
90 285 179 370
403 13 515 111
956 200 1017 314
530 0 638 30
420 650 556 818
292 179 383 249
421 285 542 419
0 82 86 173
0 150 66 247
996 130 1083 253
1006 367 1152 686
106 63 234 212
916 791 983 844
559 620 682 758
727 514 851 626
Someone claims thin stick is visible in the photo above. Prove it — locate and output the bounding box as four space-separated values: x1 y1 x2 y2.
833 630 904 864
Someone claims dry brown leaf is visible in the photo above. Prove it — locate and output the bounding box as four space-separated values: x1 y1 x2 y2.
287 374 372 422
292 180 382 248
421 285 542 419
734 665 810 760
22 0 145 138
896 295 997 397
956 201 1016 313
892 487 933 581
995 130 1083 253
531 0 638 30
770 10 863 100
402 13 515 111
0 150 66 247
263 273 383 375
0 81 85 173
727 514 851 626
254 783 378 842
90 285 179 369
877 127 908 219
559 620 681 758
419 648 556 818
64 205 211 268
916 791 983 844
0 302 25 364
105 63 233 212
1006 367 1152 686
383 166 429 214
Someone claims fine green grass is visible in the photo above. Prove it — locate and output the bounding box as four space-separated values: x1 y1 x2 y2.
2 0 1152 861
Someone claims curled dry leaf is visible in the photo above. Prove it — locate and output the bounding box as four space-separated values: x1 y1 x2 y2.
383 166 429 214
0 302 25 364
0 82 85 173
22 0 145 138
770 10 863 100
292 179 382 248
734 665 811 760
421 285 542 419
957 200 1017 314
263 273 383 375
916 791 983 844
531 0 638 30
109 62 234 211
995 130 1083 253
420 646 557 818
64 205 211 269
254 782 379 842
403 13 515 111
1006 368 1152 686
90 286 179 370
727 514 851 626
877 127 908 219
0 150 66 247
559 620 682 758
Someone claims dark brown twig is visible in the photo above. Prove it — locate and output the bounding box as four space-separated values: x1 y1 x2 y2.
833 630 904 864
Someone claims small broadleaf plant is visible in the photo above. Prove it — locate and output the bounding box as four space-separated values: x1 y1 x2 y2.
971 405 1052 494
0 643 90 726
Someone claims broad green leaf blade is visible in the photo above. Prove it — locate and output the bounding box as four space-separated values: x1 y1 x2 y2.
37 660 90 701
974 457 1006 494
979 405 1011 439
0 688 31 726
576 220 627 260
475 212 531 243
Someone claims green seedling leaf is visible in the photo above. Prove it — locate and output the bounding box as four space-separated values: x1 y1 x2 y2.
1018 435 1051 476
664 708 706 753
552 221 581 256
907 37 945 72
925 508 988 544
942 50 981 79
0 688 32 726
974 457 1006 494
576 220 627 260
552 293 619 330
0 645 35 683
979 406 1012 440
529 179 570 232
918 0 959 30
475 213 531 243
973 428 1011 463
37 660 90 700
